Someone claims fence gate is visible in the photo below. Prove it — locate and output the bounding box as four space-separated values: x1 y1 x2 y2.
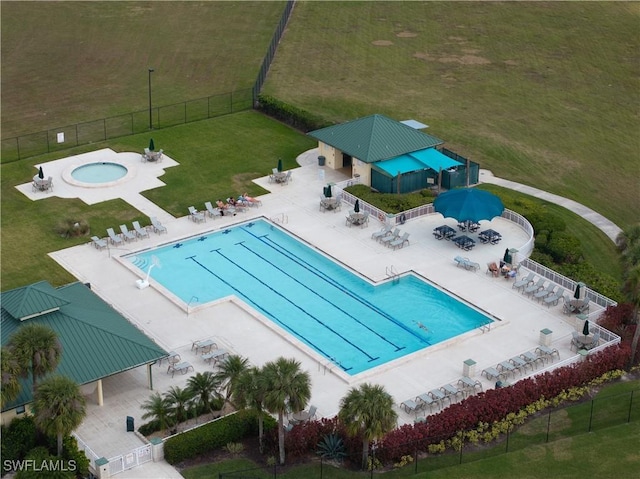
109 444 152 476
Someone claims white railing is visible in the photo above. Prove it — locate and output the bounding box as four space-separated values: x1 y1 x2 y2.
72 433 101 473
108 443 152 476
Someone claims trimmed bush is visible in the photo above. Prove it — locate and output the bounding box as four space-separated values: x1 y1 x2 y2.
256 94 330 132
164 410 275 465
0 416 37 468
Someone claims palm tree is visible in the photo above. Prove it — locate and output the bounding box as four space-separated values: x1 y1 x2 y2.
338 383 398 469
214 354 249 410
233 366 268 452
262 357 311 465
32 375 86 456
165 386 195 427
141 392 173 435
187 371 222 416
1 347 21 409
617 225 640 366
8 323 62 391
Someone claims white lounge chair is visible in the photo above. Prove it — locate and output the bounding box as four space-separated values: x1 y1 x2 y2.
533 283 556 302
390 232 410 249
512 271 535 291
132 221 150 239
371 224 392 240
544 287 565 307
205 201 222 219
150 217 167 234
188 206 206 223
119 224 136 242
91 236 107 250
523 278 545 296
106 227 123 245
379 228 400 245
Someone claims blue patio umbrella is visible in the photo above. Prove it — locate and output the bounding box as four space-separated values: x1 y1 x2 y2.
149 138 155 151
354 199 360 213
433 188 504 224
38 166 44 179
277 158 283 172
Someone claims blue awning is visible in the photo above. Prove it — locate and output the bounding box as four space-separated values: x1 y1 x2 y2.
374 148 461 177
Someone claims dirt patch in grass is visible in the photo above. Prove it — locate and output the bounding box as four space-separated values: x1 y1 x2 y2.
396 31 417 38
372 40 393 46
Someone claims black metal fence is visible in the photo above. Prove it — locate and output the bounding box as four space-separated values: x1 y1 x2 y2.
0 89 253 163
218 388 638 478
252 0 295 101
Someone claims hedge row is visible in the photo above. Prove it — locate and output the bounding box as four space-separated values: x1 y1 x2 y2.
163 410 275 465
255 94 331 132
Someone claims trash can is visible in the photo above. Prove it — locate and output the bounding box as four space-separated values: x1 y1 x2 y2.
318 155 326 166
126 416 134 432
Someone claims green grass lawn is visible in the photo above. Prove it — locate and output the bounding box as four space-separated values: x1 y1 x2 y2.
0 1 285 137
180 380 640 479
264 2 640 229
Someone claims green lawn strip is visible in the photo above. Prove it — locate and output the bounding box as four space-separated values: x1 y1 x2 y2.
265 1 639 228
0 1 286 138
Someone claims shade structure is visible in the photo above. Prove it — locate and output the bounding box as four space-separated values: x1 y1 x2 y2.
354 199 360 213
574 283 581 300
38 166 44 179
149 138 155 151
582 319 590 336
433 188 504 223
277 158 283 172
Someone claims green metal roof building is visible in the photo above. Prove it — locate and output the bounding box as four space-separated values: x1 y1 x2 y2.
1 281 167 422
308 114 477 193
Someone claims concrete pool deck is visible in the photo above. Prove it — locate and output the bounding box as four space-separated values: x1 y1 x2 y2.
39 148 609 478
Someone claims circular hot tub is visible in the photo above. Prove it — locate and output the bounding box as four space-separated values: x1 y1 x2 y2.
71 162 128 183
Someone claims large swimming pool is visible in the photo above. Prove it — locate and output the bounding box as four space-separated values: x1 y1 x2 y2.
127 219 492 375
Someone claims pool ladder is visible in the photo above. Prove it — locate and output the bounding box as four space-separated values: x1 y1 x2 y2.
270 213 288 224
386 265 400 284
479 324 491 334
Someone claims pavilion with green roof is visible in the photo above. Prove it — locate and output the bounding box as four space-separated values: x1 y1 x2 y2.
1 281 167 425
308 114 478 193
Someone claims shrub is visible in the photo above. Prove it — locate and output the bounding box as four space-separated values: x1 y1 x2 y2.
1 416 37 468
164 410 273 464
316 433 346 462
54 219 90 239
256 95 330 132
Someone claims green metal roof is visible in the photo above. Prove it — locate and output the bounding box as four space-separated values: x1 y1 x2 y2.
1 281 168 411
1 281 69 320
308 114 443 163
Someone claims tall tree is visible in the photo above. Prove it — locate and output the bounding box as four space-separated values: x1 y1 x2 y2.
232 366 267 452
214 354 249 410
141 392 173 435
338 383 398 469
617 224 640 366
1 347 21 408
187 371 222 415
32 375 86 457
262 357 311 465
8 323 62 391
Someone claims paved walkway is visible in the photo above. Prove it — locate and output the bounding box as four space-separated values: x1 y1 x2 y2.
479 169 622 243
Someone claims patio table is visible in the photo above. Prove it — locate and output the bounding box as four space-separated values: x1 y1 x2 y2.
433 225 456 240
453 235 476 250
479 229 502 244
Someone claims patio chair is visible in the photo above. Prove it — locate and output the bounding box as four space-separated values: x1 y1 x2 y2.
542 287 564 307
132 221 150 239
188 206 206 223
457 376 483 394
481 366 504 381
205 201 222 219
416 393 440 412
400 399 421 414
150 217 167 234
586 331 600 349
509 356 532 373
523 278 545 296
371 224 392 240
308 405 318 420
535 345 560 363
570 331 582 352
533 283 556 302
390 232 410 249
106 227 123 246
512 271 535 291
578 298 590 314
168 361 194 378
520 351 545 368
379 228 400 245
119 224 136 242
497 361 519 377
91 236 107 250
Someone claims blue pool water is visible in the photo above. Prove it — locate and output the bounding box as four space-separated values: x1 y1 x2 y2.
71 162 127 183
128 220 492 375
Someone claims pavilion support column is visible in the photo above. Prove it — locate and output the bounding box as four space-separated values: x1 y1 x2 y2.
97 379 104 406
147 363 154 390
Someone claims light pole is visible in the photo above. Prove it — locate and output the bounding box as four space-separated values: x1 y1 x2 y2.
148 68 154 130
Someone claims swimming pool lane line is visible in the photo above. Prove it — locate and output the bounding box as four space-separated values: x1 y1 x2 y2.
235 241 406 352
241 227 430 345
185 255 352 371
209 248 380 364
